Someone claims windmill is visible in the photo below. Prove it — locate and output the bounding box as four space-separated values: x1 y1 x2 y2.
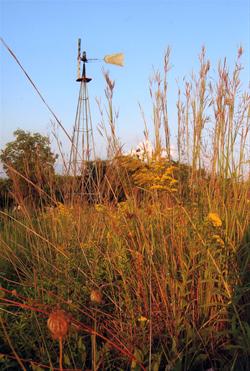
68 38 124 177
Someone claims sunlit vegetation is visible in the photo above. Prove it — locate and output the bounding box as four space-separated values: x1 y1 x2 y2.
0 48 249 370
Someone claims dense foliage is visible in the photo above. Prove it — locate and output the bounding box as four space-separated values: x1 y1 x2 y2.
0 129 57 205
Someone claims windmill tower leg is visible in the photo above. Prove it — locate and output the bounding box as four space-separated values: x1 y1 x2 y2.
68 59 96 200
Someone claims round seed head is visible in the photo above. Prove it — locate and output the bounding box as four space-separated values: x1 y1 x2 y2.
90 289 102 305
47 309 70 340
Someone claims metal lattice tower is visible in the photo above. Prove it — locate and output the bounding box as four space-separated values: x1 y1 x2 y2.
68 40 95 176
68 39 124 178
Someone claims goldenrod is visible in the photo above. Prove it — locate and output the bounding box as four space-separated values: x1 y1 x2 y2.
207 213 222 227
212 234 225 246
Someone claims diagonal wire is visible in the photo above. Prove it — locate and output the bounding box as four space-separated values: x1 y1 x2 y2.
0 37 73 144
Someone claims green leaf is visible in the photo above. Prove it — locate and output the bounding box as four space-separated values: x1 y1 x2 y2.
193 353 209 363
131 348 144 370
151 352 162 371
0 355 6 362
77 336 86 364
31 364 44 371
64 353 71 367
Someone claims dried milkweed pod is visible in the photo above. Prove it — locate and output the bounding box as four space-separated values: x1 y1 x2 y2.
47 309 70 340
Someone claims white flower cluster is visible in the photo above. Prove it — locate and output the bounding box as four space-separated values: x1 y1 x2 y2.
129 140 177 162
130 140 154 161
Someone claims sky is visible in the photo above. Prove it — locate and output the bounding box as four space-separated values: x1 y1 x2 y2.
0 0 249 165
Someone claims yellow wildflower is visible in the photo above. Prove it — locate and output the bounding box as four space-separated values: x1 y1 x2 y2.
55 202 72 218
207 213 222 227
170 178 178 186
161 174 173 181
80 242 88 249
57 244 67 252
170 188 178 192
164 165 177 175
95 204 106 212
106 231 113 243
212 235 225 246
138 316 149 323
150 185 167 191
118 201 129 212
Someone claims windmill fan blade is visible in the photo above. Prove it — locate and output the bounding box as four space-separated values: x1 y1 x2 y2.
104 53 124 67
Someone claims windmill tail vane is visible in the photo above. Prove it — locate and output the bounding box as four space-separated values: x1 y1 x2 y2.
104 53 124 67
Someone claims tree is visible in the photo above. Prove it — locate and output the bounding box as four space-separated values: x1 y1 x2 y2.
0 129 58 204
0 178 13 209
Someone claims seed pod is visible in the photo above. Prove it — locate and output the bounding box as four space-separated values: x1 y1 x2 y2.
47 309 70 340
90 289 102 305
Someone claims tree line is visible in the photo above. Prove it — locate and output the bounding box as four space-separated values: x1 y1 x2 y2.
0 129 125 209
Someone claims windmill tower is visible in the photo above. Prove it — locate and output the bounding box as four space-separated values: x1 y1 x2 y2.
68 39 124 177
68 39 94 176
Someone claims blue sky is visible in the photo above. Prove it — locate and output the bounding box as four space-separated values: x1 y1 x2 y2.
1 0 249 160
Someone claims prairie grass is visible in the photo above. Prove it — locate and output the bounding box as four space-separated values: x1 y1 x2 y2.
0 47 249 370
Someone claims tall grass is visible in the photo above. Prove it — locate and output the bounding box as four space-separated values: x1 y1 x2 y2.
0 47 249 370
